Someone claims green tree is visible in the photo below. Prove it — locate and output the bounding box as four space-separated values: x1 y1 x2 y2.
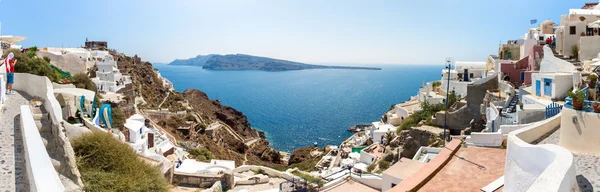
2 49 58 82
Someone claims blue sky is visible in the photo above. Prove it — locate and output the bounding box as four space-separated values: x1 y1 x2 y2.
0 0 593 65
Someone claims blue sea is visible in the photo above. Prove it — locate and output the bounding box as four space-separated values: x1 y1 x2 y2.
154 64 441 152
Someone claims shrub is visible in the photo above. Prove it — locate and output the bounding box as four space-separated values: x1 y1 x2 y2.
292 171 324 186
366 162 376 172
432 81 441 88
111 107 126 129
72 132 168 192
3 49 58 82
378 160 391 171
189 148 214 162
72 73 97 91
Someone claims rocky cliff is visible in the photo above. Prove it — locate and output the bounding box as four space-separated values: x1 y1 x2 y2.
112 52 281 167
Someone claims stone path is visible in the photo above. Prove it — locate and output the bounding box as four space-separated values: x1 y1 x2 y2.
0 91 30 192
535 127 600 192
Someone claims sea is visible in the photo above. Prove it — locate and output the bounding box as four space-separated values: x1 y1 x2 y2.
154 64 441 152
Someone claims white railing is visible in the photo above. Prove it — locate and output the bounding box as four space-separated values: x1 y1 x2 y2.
20 105 65 192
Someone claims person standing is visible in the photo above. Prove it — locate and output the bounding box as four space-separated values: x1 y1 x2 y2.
4 52 17 95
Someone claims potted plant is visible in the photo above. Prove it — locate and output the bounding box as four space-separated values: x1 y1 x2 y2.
593 102 600 113
568 90 586 110
589 75 598 89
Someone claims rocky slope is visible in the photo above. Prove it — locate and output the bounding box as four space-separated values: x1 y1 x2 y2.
112 52 282 166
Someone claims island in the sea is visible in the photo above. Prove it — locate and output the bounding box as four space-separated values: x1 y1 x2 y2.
169 54 382 71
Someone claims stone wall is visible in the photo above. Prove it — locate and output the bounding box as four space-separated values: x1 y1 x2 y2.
431 105 470 132
466 73 499 122
431 73 498 133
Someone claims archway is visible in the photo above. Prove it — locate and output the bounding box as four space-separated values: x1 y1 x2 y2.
55 93 70 120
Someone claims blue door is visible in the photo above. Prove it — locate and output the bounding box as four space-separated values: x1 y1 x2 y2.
463 69 469 81
544 78 552 96
536 80 541 96
520 72 525 81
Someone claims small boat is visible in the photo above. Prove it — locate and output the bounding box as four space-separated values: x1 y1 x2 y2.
347 127 362 132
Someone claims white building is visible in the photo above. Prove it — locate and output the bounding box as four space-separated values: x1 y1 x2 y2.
520 29 540 60
556 7 600 59
441 61 487 97
531 46 576 100
370 122 396 144
417 81 445 105
382 157 426 191
92 54 129 92
386 105 410 126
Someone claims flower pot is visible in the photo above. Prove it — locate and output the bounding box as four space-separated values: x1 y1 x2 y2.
594 102 600 113
573 101 584 110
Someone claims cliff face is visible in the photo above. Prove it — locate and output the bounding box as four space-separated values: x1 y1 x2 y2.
113 52 280 166
181 89 257 137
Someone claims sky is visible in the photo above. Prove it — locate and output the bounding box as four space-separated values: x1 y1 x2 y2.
0 0 594 65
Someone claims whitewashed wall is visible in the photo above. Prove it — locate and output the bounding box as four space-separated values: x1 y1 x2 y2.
579 36 600 61
20 105 65 192
504 114 575 192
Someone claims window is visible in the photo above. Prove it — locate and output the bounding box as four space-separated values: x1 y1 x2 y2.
545 82 550 86
470 73 474 78
570 26 577 35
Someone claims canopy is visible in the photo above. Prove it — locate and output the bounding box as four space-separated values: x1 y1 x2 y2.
0 36 26 45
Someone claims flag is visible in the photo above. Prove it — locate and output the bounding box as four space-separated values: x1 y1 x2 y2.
530 19 537 24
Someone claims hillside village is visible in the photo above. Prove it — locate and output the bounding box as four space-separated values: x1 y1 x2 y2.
2 1 600 192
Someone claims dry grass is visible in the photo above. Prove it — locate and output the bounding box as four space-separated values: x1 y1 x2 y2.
72 131 168 192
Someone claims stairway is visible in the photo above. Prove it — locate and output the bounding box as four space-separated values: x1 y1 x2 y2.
31 106 82 192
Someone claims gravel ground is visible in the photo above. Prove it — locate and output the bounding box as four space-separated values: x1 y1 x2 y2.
535 127 600 192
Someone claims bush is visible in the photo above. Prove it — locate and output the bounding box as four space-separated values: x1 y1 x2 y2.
72 73 97 91
72 132 168 192
378 160 391 171
189 148 214 162
366 162 376 172
111 107 126 129
432 81 441 88
3 49 58 82
398 101 444 132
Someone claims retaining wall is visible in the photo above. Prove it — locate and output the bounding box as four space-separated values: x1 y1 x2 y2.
504 114 575 192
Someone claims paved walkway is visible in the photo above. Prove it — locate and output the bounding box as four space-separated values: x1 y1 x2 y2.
535 127 600 192
0 91 30 192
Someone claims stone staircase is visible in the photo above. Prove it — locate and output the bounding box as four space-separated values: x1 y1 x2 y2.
31 106 83 192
